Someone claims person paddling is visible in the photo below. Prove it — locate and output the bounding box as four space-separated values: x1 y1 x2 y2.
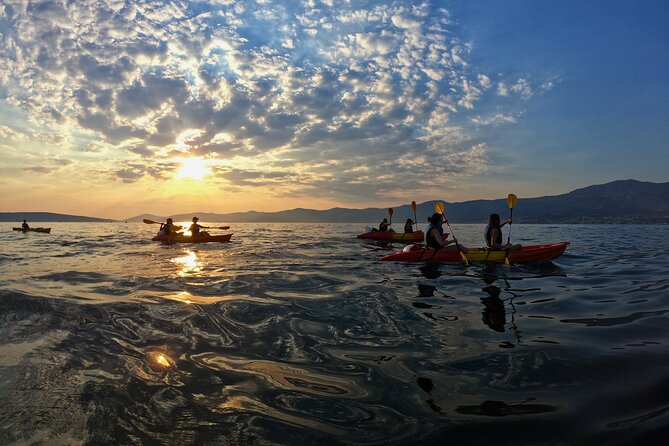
404 218 414 233
21 220 29 231
378 218 392 232
425 213 466 251
484 213 521 250
159 218 182 237
188 217 210 237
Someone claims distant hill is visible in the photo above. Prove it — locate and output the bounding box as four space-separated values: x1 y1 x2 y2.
125 179 669 224
0 212 111 222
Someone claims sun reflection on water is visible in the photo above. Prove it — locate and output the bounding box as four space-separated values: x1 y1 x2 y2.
171 250 202 276
172 291 194 304
146 351 174 372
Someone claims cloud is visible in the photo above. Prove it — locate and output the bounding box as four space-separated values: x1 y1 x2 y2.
471 112 519 126
23 166 58 174
0 0 548 202
496 76 556 100
510 78 533 99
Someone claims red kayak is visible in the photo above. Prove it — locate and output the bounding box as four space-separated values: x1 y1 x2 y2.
357 230 425 242
381 242 569 264
152 234 233 243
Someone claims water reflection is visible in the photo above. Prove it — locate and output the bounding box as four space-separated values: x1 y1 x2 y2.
419 263 441 280
479 266 523 345
171 291 195 304
481 285 506 333
171 250 202 277
416 263 525 344
147 351 175 372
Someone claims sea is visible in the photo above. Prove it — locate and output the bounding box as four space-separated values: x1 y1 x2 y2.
1 222 668 446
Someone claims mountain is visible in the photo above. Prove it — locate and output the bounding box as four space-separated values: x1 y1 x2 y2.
0 212 111 222
125 179 669 224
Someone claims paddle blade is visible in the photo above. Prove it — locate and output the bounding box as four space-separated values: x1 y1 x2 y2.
434 202 444 214
507 194 518 209
143 219 159 224
388 208 394 216
411 201 417 212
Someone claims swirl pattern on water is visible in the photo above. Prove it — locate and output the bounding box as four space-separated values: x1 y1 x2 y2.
0 223 668 445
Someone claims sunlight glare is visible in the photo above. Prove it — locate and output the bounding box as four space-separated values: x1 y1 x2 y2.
176 157 212 180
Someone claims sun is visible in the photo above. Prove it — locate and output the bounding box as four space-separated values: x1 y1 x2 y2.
176 157 212 180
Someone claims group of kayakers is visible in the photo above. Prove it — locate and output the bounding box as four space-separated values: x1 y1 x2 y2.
18 210 519 251
158 217 210 238
373 212 521 252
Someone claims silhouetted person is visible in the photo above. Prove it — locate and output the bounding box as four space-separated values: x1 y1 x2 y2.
159 218 182 236
484 213 520 250
189 217 210 237
425 213 466 251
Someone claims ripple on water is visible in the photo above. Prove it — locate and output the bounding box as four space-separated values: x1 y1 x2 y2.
1 223 668 444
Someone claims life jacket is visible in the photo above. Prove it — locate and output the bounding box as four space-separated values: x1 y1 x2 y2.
484 225 503 248
424 224 444 249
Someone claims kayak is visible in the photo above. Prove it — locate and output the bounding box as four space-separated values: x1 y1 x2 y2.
13 227 51 234
152 233 233 243
381 242 570 264
357 230 425 242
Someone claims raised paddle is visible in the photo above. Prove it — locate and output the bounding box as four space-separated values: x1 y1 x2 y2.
434 201 468 265
506 194 517 244
504 194 518 266
388 207 394 228
411 201 417 228
142 219 230 230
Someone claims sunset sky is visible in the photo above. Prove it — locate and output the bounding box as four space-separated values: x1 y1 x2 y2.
1 0 667 219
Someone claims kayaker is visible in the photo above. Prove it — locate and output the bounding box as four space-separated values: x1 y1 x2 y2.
378 218 391 232
404 218 414 233
189 217 210 237
484 213 520 250
159 218 182 237
21 220 29 230
425 213 464 251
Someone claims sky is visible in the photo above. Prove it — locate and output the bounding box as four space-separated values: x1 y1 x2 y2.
0 0 667 219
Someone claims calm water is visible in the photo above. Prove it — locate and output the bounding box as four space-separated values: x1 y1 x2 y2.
1 222 668 445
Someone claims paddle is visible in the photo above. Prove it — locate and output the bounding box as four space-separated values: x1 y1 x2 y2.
435 202 468 265
506 194 517 244
388 208 393 228
142 219 230 230
411 201 417 228
504 194 518 266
